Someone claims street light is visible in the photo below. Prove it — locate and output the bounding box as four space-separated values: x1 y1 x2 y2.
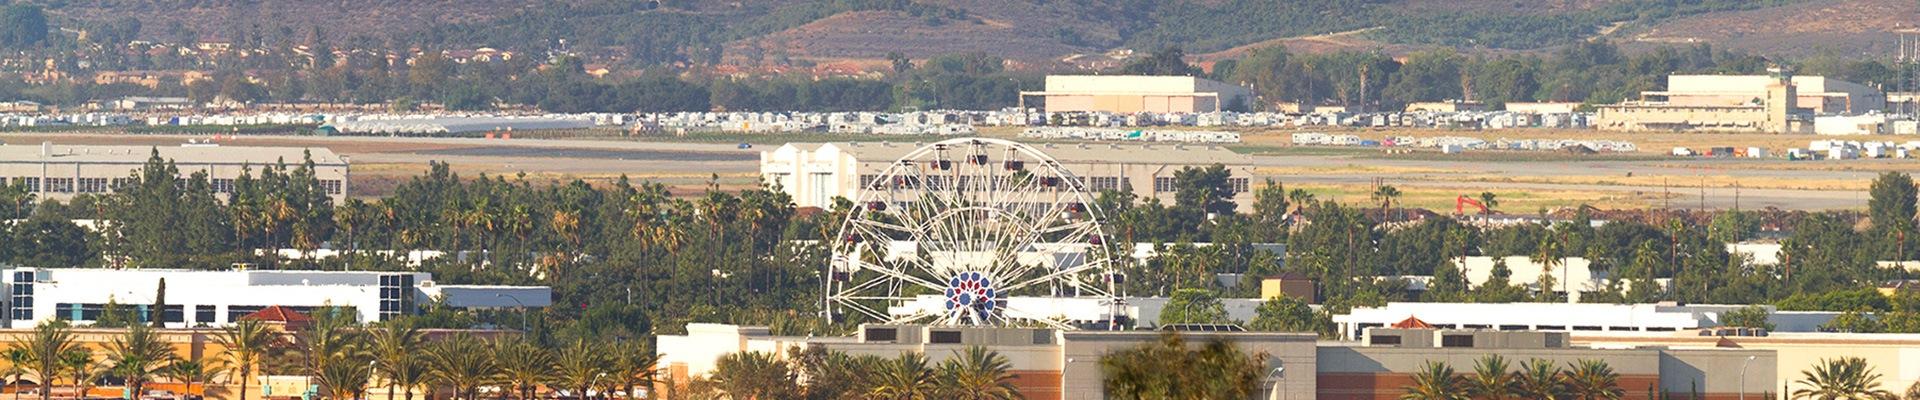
495 293 528 332
1739 355 1757 400
1266 365 1286 400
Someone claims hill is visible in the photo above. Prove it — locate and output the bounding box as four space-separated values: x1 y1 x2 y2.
32 0 1906 64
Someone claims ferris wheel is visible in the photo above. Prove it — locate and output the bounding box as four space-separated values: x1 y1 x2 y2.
825 138 1121 329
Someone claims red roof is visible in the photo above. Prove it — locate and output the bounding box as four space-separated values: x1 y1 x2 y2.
1390 316 1436 329
240 305 313 323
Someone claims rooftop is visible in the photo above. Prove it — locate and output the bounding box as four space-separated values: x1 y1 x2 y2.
773 141 1251 166
0 144 347 165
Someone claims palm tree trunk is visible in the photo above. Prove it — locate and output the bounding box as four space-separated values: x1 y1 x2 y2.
387 382 396 400
239 371 249 400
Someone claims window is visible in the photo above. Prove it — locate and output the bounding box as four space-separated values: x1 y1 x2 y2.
211 178 235 194
864 327 898 342
1089 177 1121 192
929 330 962 344
43 178 72 193
319 180 343 195
378 274 415 320
195 305 216 325
1228 178 1249 195
9 271 32 320
1153 177 1176 193
1441 335 1475 348
1369 335 1402 346
78 178 108 193
110 178 136 192
227 305 266 322
11 177 38 192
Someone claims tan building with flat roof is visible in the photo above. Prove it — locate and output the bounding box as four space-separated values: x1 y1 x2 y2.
1019 75 1253 114
1652 75 1885 114
1596 72 1809 133
1576 331 1920 400
0 144 350 203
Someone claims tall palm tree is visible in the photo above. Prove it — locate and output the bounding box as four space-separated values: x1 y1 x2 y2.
554 338 608 400
1793 357 1896 400
1512 358 1565 400
106 324 176 399
936 346 1021 400
868 354 937 400
1401 361 1468 400
1466 354 1517 400
1561 359 1624 400
370 321 424 400
314 355 373 400
385 354 430 400
59 349 98 400
2 348 26 400
1532 233 1566 298
423 334 498 400
13 321 77 400
1372 184 1402 222
161 359 222 400
215 319 276 400
1477 191 1500 215
492 337 555 400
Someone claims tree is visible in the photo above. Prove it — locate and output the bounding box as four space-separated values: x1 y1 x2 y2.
869 354 937 400
1512 359 1565 399
1100 333 1266 400
425 334 498 400
493 337 553 400
370 321 425 400
2 348 25 400
1722 305 1776 330
6 213 90 268
710 351 798 399
1478 192 1500 215
216 319 276 400
936 346 1020 400
1792 357 1895 400
161 359 220 400
607 341 659 400
1247 296 1318 333
0 4 47 49
1466 355 1517 400
1372 185 1403 222
1562 359 1624 400
14 321 75 400
1401 361 1468 400
1159 289 1231 325
1870 172 1918 261
60 348 98 400
553 338 607 400
106 324 175 399
1120 47 1201 76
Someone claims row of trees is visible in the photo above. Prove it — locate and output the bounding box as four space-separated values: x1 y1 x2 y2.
691 346 1021 399
1401 355 1624 399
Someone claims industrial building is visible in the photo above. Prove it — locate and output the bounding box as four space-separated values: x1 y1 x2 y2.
657 322 1776 400
1018 75 1253 114
0 143 350 202
1594 72 1884 133
759 141 1256 210
1 268 551 328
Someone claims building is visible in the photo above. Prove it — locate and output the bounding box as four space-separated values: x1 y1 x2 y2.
1018 75 1253 114
1595 72 1885 134
1574 330 1920 398
1652 74 1885 114
1 267 551 328
1403 100 1485 113
759 141 1256 210
1505 102 1583 114
1332 302 1840 341
658 322 1777 400
0 143 351 202
103 96 195 111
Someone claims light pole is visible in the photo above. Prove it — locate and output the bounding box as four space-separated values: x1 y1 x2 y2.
1739 355 1756 400
496 293 528 332
1266 365 1286 400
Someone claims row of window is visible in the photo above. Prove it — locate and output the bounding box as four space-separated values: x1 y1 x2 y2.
1152 177 1251 194
2 177 343 195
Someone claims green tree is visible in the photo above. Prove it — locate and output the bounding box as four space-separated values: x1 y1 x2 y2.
423 334 497 400
1121 47 1201 76
1562 359 1625 400
106 324 175 399
1159 289 1231 325
6 213 90 268
0 4 47 49
216 320 275 400
370 321 425 400
1870 172 1919 261
868 354 936 400
935 346 1021 400
1792 357 1895 400
1466 355 1517 400
1722 305 1776 330
1512 359 1565 399
14 321 75 400
1247 296 1318 333
711 351 798 399
1401 361 1468 400
1099 333 1266 400
553 338 607 400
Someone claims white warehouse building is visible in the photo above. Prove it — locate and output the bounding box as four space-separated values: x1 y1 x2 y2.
2 268 551 328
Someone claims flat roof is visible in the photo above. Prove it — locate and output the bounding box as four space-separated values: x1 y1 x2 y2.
0 144 347 165
776 142 1252 166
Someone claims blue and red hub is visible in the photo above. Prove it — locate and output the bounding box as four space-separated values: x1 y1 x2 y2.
944 271 998 318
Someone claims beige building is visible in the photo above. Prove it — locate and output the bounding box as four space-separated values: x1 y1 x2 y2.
1403 100 1486 113
1652 75 1885 114
1576 331 1920 399
1595 73 1884 134
759 141 1256 211
1019 75 1253 114
0 144 350 203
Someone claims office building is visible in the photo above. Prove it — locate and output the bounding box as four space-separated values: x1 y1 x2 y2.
1 267 550 328
0 143 350 203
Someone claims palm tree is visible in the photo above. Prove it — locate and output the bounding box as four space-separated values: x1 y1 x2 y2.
1466 354 1517 400
1512 359 1565 399
14 321 77 400
369 321 424 400
1532 233 1566 298
423 334 498 400
1793 357 1896 400
1477 191 1500 215
215 319 276 400
59 349 98 400
710 351 796 400
1372 184 1402 222
2 348 26 400
606 342 659 400
314 356 373 400
106 324 176 399
1561 359 1624 400
936 346 1021 400
553 338 607 400
492 337 555 400
868 354 937 400
1401 361 1468 400
385 355 430 400
161 359 222 400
